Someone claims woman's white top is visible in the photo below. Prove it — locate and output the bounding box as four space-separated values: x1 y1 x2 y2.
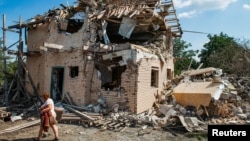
41 98 56 118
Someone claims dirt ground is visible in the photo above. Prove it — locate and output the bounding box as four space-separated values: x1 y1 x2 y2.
0 119 207 141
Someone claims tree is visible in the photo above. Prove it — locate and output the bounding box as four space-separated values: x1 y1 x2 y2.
0 37 18 95
199 32 238 68
173 37 199 76
230 39 250 76
198 32 250 76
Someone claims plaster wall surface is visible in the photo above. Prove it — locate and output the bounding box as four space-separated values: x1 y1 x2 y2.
27 20 85 51
27 23 50 51
25 55 45 95
46 21 85 49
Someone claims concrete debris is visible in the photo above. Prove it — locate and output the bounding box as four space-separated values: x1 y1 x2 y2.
1 0 250 136
173 81 224 108
10 115 22 122
1 67 250 135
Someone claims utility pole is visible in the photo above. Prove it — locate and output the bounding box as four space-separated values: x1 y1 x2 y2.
2 14 8 106
17 16 23 99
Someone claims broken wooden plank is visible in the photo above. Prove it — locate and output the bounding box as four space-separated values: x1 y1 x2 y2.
119 126 127 132
0 119 40 134
108 122 118 127
63 93 73 105
113 122 125 128
202 105 209 117
0 107 7 111
44 42 64 49
62 103 87 111
61 116 83 121
64 106 95 121
0 109 11 119
94 119 112 127
19 57 42 103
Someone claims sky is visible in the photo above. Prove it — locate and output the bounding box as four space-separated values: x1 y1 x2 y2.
1 0 250 58
0 0 75 50
173 0 250 52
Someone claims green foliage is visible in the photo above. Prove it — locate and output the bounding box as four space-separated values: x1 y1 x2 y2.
0 38 17 91
199 32 237 67
198 32 250 76
173 38 199 76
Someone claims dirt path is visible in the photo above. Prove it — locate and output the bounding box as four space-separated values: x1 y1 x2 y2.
0 121 206 141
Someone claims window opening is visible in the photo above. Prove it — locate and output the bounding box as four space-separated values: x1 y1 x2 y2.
69 66 79 78
151 67 159 87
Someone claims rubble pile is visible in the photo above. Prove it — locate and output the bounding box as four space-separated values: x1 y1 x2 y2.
1 68 250 135
0 0 249 138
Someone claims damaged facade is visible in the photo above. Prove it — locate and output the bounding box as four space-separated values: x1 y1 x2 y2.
8 0 182 114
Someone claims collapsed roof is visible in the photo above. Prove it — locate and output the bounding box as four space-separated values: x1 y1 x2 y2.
9 0 182 39
5 0 182 114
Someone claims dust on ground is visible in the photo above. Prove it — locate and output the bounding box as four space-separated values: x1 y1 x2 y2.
0 119 206 141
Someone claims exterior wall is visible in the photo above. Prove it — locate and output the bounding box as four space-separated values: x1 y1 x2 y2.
166 57 174 79
25 16 174 114
46 21 85 49
136 58 169 114
119 61 138 113
26 50 93 105
26 55 46 95
27 23 50 51
89 57 172 114
90 61 137 113
26 19 92 105
27 20 85 51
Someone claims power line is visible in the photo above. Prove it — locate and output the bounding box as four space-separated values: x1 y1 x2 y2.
183 30 250 43
182 30 212 35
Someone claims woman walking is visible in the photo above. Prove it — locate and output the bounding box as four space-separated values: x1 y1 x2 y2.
35 92 59 141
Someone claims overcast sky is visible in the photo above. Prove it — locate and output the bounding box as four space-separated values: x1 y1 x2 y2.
1 0 250 58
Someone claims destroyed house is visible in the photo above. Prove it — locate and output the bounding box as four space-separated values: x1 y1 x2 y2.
8 0 182 114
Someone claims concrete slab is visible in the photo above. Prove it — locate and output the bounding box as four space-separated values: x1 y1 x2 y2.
173 82 224 108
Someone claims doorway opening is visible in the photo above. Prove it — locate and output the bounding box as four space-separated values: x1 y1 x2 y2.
50 67 64 101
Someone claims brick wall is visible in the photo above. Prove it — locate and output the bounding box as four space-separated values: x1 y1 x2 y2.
90 61 137 113
136 58 169 114
25 18 174 114
26 50 93 105
26 51 173 114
